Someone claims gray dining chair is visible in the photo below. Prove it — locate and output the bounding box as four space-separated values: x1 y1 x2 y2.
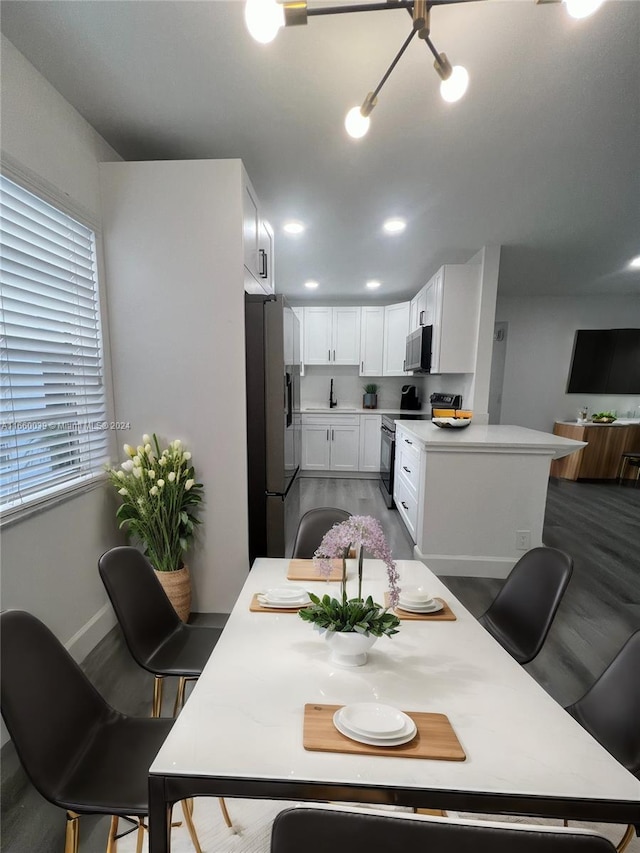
270 806 617 853
478 546 573 665
291 507 351 558
564 630 640 852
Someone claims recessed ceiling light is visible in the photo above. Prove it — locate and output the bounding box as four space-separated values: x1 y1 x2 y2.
366 280 381 289
383 218 406 234
629 256 640 270
283 221 305 235
304 280 319 289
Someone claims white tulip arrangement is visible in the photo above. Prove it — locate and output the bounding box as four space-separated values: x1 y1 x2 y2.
106 434 203 572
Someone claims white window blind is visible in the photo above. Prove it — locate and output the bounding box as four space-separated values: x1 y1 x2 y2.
0 174 108 514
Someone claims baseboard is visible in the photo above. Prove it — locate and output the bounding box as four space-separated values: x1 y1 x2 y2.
412 548 515 579
64 602 117 664
298 471 379 480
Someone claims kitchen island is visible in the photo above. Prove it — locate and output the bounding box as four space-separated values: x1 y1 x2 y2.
550 420 640 481
393 422 585 578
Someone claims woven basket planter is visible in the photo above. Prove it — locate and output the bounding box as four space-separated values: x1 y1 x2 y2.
155 565 191 622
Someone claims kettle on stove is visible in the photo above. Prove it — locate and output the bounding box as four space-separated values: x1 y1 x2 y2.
400 385 421 410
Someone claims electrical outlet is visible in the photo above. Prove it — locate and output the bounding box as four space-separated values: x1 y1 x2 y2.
516 530 531 550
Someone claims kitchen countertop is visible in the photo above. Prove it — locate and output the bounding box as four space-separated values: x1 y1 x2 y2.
302 407 422 415
395 422 586 460
555 419 640 426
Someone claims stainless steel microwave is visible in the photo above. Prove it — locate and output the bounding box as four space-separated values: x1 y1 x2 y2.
405 325 433 372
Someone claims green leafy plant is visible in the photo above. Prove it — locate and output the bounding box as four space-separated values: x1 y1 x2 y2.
106 434 203 572
298 515 401 638
362 383 379 394
592 411 616 421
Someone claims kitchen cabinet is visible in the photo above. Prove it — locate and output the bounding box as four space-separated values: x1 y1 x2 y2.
301 414 360 471
382 301 410 376
292 307 305 376
422 265 480 374
243 177 274 295
393 425 422 542
550 422 640 480
303 307 361 365
358 414 382 472
409 287 428 333
359 307 384 376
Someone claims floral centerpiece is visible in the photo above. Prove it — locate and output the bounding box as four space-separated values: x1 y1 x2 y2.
299 516 401 663
106 434 203 620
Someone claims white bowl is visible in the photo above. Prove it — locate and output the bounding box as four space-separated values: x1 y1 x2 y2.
399 585 433 605
432 417 471 429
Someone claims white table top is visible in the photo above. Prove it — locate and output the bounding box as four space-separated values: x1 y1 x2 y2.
150 558 639 814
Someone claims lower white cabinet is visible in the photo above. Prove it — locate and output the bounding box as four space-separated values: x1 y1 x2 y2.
393 425 424 543
358 414 382 471
301 415 360 471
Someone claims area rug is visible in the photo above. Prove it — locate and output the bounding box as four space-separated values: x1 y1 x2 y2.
117 798 639 852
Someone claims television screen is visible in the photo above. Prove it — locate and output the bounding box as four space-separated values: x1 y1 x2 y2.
567 329 640 394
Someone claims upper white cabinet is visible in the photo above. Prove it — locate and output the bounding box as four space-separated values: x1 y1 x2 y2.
292 307 305 376
409 287 428 333
382 301 410 376
243 176 274 295
425 265 480 374
359 306 385 376
303 306 361 365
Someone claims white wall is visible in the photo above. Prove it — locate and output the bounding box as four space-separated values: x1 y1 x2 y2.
0 36 124 744
99 160 250 613
497 294 640 431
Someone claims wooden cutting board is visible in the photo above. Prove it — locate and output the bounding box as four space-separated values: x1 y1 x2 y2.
249 594 309 613
287 559 343 582
303 703 466 761
384 594 456 621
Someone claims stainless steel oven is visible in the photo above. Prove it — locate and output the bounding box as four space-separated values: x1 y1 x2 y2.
379 417 396 508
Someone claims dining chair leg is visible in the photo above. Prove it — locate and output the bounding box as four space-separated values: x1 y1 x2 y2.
152 675 164 717
181 799 203 853
173 676 187 717
105 815 119 853
617 824 635 853
218 797 233 828
64 811 80 853
135 818 146 853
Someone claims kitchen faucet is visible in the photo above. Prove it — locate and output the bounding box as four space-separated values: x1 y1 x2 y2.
329 378 337 408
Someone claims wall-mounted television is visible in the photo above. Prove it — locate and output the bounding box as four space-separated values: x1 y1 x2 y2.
567 329 640 394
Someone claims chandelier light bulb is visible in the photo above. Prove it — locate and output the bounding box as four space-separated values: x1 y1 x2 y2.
345 106 371 139
244 0 285 44
440 65 469 103
565 0 604 19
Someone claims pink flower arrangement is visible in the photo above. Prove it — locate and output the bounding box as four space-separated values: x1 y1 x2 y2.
314 515 400 608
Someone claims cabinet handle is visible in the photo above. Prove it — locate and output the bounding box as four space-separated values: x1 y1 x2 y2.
326 429 329 441
404 439 413 445
361 361 363 372
259 249 268 279
403 466 411 473
401 501 409 510
419 310 425 325
328 349 331 361
332 429 334 441
333 349 336 361
403 359 406 372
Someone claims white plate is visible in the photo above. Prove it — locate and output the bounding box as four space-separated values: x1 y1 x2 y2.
264 586 307 600
340 703 407 736
396 600 443 614
257 594 309 609
333 709 417 747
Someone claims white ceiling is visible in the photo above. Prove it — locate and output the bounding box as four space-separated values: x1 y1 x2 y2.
1 0 639 303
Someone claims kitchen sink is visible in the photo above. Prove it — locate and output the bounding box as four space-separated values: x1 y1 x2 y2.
303 407 358 412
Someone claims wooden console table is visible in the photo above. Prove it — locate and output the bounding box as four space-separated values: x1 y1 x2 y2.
550 422 640 480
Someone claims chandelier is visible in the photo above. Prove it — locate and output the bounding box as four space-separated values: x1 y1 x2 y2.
245 0 606 138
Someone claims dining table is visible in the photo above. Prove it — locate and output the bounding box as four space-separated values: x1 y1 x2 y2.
148 557 640 852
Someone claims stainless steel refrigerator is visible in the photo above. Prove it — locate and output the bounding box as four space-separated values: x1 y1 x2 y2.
245 294 301 563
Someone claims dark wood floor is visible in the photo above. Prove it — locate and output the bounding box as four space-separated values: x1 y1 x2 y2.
2 476 639 851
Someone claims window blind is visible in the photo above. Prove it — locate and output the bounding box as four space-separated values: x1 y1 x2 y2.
0 175 109 514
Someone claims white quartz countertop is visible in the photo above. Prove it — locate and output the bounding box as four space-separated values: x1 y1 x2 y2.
395 422 586 459
555 419 640 427
302 407 417 415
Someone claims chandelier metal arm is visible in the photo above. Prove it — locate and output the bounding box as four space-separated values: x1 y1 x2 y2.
305 2 415 17
371 26 419 99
